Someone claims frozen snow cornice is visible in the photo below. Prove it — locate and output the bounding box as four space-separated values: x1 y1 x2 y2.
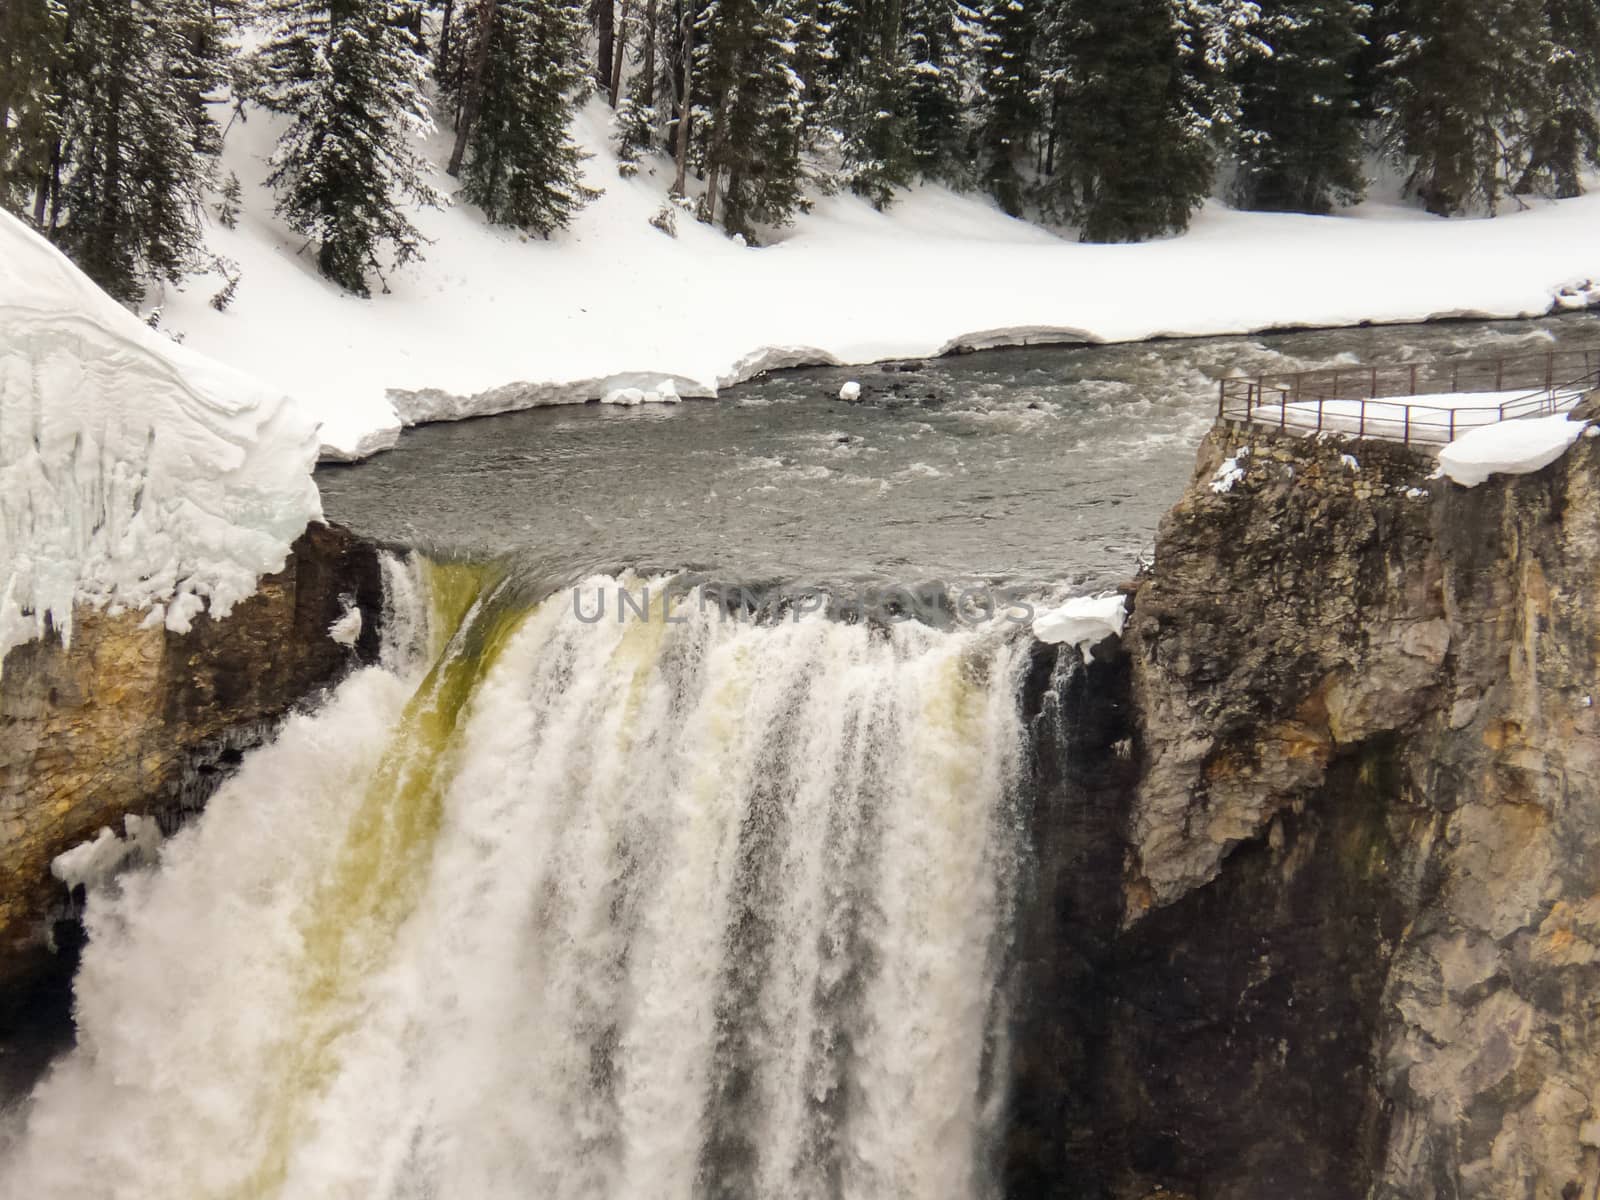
0 212 321 664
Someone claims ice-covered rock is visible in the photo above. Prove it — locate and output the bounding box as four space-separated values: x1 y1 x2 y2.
839 381 862 401
0 212 321 664
1032 592 1128 661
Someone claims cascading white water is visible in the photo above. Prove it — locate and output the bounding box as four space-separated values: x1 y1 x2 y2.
0 558 1031 1200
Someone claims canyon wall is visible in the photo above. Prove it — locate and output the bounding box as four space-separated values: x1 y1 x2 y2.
0 523 384 1005
1008 420 1600 1200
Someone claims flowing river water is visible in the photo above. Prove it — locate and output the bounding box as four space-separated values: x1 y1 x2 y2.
1 315 1595 1199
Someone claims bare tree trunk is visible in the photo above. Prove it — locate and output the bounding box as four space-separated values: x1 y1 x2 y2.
671 1 693 195
640 0 657 106
437 0 456 74
593 0 615 92
609 0 633 106
447 0 498 177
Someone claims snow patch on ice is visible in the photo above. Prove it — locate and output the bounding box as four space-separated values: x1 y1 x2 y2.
839 381 862 401
1033 592 1129 662
1437 415 1587 487
0 212 320 664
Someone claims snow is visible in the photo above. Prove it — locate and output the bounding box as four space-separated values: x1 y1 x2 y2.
50 815 162 892
1437 414 1588 487
1032 592 1129 662
156 98 1600 462
839 381 862 401
1247 387 1587 442
329 600 362 647
1210 447 1250 493
0 212 322 665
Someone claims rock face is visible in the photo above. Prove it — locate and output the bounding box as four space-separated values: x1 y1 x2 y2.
0 522 384 1003
1006 421 1600 1200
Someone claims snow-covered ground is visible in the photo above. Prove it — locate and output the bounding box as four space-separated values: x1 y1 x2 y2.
156 99 1600 461
0 212 321 665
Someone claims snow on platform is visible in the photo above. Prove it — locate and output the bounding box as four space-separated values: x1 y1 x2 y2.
156 99 1600 461
0 212 321 663
1247 387 1587 442
1438 414 1589 486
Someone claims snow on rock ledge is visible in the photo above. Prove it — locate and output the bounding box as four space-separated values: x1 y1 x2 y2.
1437 414 1588 488
1033 592 1129 661
0 212 321 663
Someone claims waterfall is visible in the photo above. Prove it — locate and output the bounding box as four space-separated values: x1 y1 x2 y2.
0 558 1032 1200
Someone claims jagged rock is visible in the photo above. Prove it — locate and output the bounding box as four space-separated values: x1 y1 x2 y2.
1014 421 1600 1200
0 522 384 1001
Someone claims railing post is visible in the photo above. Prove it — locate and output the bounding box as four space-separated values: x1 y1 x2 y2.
1404 406 1411 445
1449 410 1456 441
1218 380 1225 420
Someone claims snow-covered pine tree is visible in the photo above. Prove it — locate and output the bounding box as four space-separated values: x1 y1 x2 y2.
0 0 65 222
1511 0 1600 198
972 0 1037 216
1045 0 1262 240
1231 0 1370 213
1371 0 1545 215
692 0 812 236
260 0 438 295
441 0 596 232
826 0 915 207
901 0 979 183
47 0 227 301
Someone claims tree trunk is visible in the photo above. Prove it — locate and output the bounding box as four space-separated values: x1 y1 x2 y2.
447 0 498 177
609 0 632 106
594 0 614 92
437 0 456 74
671 1 693 195
640 0 657 107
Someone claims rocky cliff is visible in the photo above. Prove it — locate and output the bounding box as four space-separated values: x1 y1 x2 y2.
1008 418 1600 1200
0 523 384 1009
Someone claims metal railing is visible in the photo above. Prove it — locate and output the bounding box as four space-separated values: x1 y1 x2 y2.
1217 347 1600 445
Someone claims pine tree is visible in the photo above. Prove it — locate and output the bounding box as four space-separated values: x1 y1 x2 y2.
1042 0 1229 240
901 0 978 183
827 0 916 207
972 0 1037 216
260 0 439 295
47 0 227 302
1231 0 1370 213
692 0 813 237
1372 0 1546 215
0 0 66 221
441 0 596 232
1512 0 1600 198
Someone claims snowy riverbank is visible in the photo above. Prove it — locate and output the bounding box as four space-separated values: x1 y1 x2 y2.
154 100 1600 462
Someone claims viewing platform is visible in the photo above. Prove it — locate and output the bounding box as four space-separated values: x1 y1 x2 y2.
1218 347 1600 446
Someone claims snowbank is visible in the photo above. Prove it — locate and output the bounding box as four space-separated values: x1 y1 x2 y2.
159 99 1600 461
1033 592 1129 661
0 212 321 664
1437 414 1588 487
